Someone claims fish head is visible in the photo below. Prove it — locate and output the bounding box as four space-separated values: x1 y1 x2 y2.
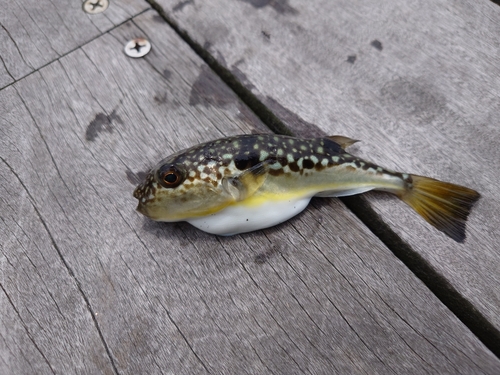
133 154 227 222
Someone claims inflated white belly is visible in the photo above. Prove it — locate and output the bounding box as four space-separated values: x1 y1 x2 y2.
187 197 312 235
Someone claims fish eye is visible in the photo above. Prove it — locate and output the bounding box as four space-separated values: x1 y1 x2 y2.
164 173 177 183
157 165 184 188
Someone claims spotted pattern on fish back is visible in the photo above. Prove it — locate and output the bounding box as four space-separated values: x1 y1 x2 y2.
133 134 401 203
179 135 343 178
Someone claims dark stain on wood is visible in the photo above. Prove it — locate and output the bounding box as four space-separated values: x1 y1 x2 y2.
262 30 271 40
173 0 194 12
154 93 168 104
203 41 212 50
126 170 148 185
255 244 281 264
347 55 357 63
152 15 164 23
189 65 235 108
241 0 298 15
380 78 445 122
163 69 172 80
371 39 383 51
85 109 123 141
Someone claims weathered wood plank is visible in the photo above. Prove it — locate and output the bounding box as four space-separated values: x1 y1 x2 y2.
0 87 116 375
1 7 500 375
0 0 149 89
155 0 500 331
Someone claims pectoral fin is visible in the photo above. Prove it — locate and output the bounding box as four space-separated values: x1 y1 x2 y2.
222 162 269 201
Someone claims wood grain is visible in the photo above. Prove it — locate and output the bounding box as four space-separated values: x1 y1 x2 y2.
1 6 500 375
0 0 149 89
155 0 500 332
0 87 116 374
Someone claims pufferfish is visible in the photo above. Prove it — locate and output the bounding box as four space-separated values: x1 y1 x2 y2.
133 134 480 242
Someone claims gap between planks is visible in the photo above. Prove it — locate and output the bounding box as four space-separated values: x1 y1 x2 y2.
145 0 500 359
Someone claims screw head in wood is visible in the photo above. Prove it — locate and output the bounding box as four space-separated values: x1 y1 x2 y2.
124 38 152 58
82 0 109 14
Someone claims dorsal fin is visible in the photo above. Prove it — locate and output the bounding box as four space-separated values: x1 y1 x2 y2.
326 135 359 149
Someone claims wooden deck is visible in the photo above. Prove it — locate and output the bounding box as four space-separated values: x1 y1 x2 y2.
1 0 499 373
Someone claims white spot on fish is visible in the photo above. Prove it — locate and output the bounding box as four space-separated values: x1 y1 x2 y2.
310 156 319 164
260 150 269 160
287 154 295 163
277 148 284 156
321 158 329 166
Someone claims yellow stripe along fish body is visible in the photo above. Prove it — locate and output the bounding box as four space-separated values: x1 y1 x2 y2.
133 134 480 242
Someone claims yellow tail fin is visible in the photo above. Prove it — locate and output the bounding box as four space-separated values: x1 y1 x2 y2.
400 175 480 243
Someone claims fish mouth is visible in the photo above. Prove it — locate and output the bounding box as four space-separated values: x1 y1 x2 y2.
135 200 164 221
135 200 145 213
